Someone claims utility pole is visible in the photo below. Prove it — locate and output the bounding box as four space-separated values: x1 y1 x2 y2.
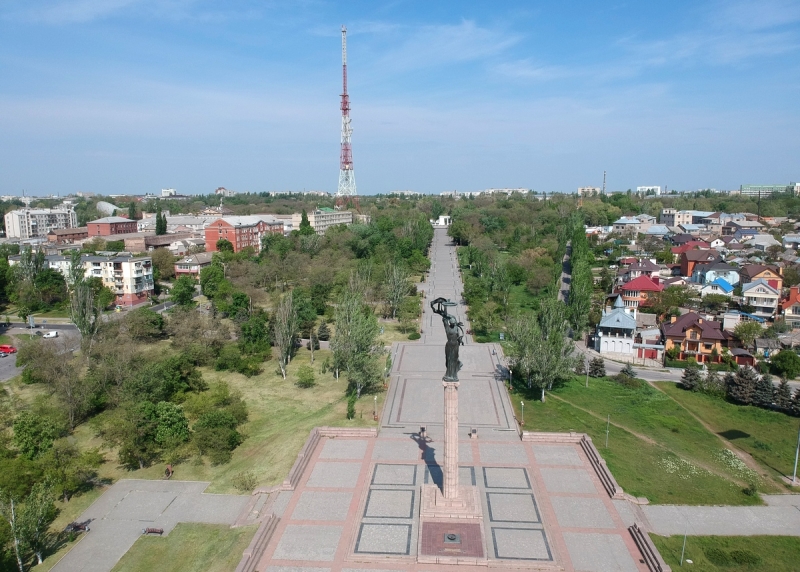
602 171 606 195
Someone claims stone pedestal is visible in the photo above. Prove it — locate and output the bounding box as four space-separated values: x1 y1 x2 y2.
443 380 459 499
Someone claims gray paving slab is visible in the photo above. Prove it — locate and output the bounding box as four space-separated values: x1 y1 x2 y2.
290 491 353 521
540 468 597 494
551 497 616 529
563 532 639 572
371 439 421 461
487 492 541 523
491 527 551 560
371 463 417 486
106 491 177 521
271 491 293 517
306 462 362 488
364 489 415 519
272 525 343 561
483 467 531 489
355 523 413 555
424 465 476 486
643 504 800 536
319 439 368 460
266 567 331 572
479 443 528 464
531 444 584 466
611 499 637 528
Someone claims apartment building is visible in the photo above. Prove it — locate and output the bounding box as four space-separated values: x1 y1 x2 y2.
205 215 283 253
4 208 78 240
659 209 692 227
291 208 354 235
9 253 154 306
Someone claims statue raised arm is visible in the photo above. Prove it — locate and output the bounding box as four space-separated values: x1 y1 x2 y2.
430 297 464 381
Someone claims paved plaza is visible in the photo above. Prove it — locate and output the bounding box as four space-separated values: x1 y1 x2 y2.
251 229 652 571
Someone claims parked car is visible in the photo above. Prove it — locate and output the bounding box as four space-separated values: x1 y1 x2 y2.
42 331 58 338
0 345 17 353
0 352 7 358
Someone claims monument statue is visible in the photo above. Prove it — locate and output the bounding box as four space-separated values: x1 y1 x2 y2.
430 297 464 382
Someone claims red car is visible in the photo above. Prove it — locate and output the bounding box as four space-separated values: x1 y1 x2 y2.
0 345 17 354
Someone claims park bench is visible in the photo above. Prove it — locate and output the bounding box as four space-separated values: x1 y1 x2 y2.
65 520 90 533
142 528 164 535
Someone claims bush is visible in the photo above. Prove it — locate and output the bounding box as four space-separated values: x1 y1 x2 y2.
232 471 258 493
296 365 316 388
771 350 800 379
215 344 262 377
620 363 636 377
346 394 356 420
680 365 702 391
408 332 421 340
588 357 605 378
730 549 761 565
317 321 330 341
192 410 244 465
614 373 643 389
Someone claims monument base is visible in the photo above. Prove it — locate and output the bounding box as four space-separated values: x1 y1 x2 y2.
420 484 482 519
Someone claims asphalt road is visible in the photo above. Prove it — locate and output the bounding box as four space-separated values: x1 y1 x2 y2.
0 324 81 383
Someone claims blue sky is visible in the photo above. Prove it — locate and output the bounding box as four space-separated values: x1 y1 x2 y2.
1 0 799 196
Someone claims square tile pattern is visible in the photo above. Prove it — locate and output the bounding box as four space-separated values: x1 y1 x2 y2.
479 443 528 465
355 523 412 555
371 463 417 486
306 462 362 489
550 496 616 529
364 489 415 519
563 532 640 572
290 491 352 522
273 525 343 561
531 444 584 466
371 440 421 461
487 492 541 523
319 439 368 460
491 527 552 561
482 467 531 489
420 522 484 558
423 465 476 487
540 467 597 494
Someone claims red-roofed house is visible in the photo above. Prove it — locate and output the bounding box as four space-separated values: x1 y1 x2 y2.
662 312 733 364
619 275 663 308
780 286 800 329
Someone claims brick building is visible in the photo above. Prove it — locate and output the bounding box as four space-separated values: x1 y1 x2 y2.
205 216 283 253
47 226 89 244
88 216 138 237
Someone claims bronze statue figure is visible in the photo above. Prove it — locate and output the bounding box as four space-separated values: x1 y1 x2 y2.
430 297 464 381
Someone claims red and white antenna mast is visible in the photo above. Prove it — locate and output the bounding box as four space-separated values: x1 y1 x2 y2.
336 25 357 209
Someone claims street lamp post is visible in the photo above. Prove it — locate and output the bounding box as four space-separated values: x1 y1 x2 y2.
520 401 524 426
585 358 589 388
792 422 800 485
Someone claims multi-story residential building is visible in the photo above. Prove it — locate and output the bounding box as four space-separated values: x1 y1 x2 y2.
4 208 78 240
780 286 800 329
205 215 283 253
740 183 799 197
577 186 601 197
739 264 782 290
174 252 214 279
680 250 720 278
291 208 354 235
9 253 154 306
662 312 733 364
88 216 138 236
618 259 661 283
612 214 654 235
660 209 693 227
619 275 663 308
742 279 780 319
636 186 661 196
46 226 89 244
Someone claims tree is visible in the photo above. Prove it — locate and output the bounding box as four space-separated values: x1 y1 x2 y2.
331 288 381 397
273 291 298 379
383 261 410 319
70 278 102 346
726 366 759 405
170 275 197 306
18 482 56 565
0 490 26 572
776 378 793 410
753 373 775 408
128 202 137 220
620 363 636 378
734 321 763 350
589 357 606 377
771 350 800 379
298 209 315 236
239 311 270 355
12 412 58 460
508 299 575 395
216 239 234 253
199 264 225 298
192 410 243 465
296 365 316 388
151 248 176 281
680 364 702 391
155 204 166 235
701 293 730 313
154 402 189 447
40 440 102 502
102 401 158 469
317 321 330 341
123 307 164 341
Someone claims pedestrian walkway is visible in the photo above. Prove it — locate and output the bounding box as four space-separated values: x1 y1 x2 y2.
51 480 248 572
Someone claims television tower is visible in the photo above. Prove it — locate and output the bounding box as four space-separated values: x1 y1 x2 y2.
336 25 358 209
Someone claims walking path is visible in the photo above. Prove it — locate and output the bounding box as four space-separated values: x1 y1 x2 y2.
50 480 248 572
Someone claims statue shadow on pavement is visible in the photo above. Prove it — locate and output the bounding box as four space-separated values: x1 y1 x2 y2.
411 432 443 487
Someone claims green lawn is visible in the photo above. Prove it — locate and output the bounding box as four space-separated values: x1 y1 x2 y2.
657 382 800 490
111 523 257 572
511 377 765 505
650 535 800 571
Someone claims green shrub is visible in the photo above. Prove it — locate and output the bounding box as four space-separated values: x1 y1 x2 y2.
346 394 356 419
408 332 421 340
614 373 643 389
232 471 258 493
296 365 316 388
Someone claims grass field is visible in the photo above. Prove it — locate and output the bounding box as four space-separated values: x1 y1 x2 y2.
650 535 800 571
510 376 766 505
657 382 800 489
110 523 257 572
